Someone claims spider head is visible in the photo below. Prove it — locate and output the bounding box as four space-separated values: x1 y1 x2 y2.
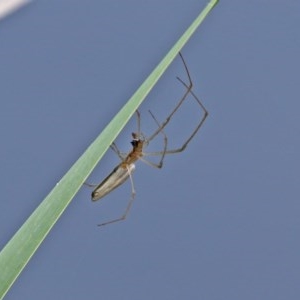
131 132 147 148
131 132 140 147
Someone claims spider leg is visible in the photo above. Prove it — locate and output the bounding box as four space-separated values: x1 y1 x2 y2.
143 95 207 155
97 165 136 226
162 76 208 154
146 52 208 155
136 109 141 135
83 182 98 188
147 52 193 143
110 142 125 160
140 110 168 169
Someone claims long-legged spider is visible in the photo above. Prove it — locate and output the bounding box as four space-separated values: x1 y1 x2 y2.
89 52 208 226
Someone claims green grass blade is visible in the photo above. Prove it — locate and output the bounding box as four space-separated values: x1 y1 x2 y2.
0 0 218 298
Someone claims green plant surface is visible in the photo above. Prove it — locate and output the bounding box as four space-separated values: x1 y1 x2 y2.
0 0 219 298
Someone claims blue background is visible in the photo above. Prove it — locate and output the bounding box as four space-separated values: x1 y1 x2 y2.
1 1 299 299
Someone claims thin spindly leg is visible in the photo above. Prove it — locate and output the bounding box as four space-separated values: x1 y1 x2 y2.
97 165 136 226
84 182 98 188
132 109 168 170
139 110 168 169
110 143 125 160
147 52 193 143
143 77 207 156
136 109 141 135
144 54 208 156
163 77 207 154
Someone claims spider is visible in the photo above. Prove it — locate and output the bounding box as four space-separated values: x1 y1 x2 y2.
88 53 208 226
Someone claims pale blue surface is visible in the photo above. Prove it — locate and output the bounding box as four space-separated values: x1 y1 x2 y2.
1 1 299 299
